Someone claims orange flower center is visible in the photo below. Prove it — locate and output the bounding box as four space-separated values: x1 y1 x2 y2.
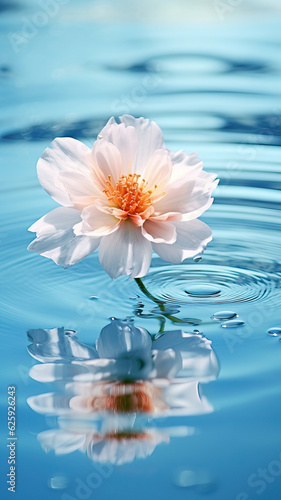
104 173 153 215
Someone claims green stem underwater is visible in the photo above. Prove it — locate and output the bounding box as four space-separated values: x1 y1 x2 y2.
134 277 188 325
134 277 165 311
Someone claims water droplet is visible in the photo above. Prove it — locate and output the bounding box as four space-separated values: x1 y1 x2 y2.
89 295 99 301
193 255 202 262
212 311 238 321
48 476 68 490
177 318 202 325
185 285 221 298
64 329 77 337
267 327 281 337
221 320 245 328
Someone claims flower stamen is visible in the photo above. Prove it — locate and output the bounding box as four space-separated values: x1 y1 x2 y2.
104 173 153 215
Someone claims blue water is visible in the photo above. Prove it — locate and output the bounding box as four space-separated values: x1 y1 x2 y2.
1 1 281 499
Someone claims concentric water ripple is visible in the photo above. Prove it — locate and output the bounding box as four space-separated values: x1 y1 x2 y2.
141 262 279 305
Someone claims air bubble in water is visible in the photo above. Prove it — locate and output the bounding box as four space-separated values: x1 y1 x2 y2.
221 320 245 328
212 311 238 321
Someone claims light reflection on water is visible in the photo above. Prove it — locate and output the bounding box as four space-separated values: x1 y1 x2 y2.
1 1 281 499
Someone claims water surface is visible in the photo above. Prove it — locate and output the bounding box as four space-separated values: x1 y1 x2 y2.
1 1 281 499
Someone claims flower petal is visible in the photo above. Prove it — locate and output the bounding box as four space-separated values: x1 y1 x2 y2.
149 212 182 222
153 174 218 220
28 207 101 267
168 150 204 183
153 177 196 215
92 139 123 184
142 149 172 198
37 137 96 207
142 219 176 244
58 171 99 210
99 220 152 279
152 219 212 264
74 206 121 237
98 118 138 175
119 115 165 172
100 115 165 174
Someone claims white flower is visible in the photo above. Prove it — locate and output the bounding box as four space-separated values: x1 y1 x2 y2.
28 115 219 278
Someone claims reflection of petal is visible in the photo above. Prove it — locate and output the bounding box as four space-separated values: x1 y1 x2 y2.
27 393 72 415
181 350 219 381
29 357 152 383
96 319 152 360
26 319 220 466
70 382 156 414
38 429 85 455
84 431 169 465
153 331 219 381
151 349 182 379
153 330 210 353
27 327 98 362
29 363 93 383
162 381 213 415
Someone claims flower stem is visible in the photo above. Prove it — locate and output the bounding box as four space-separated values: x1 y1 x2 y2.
134 278 165 311
134 277 187 325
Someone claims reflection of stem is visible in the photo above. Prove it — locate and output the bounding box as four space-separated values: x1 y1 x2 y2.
134 277 187 326
158 318 166 334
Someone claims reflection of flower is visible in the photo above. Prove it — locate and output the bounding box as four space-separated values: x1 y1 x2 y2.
27 318 218 384
27 319 219 465
69 382 161 414
37 425 169 465
28 115 218 278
